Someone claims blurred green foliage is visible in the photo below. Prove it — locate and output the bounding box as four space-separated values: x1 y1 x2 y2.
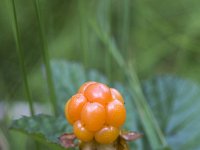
0 0 200 149
1 0 200 100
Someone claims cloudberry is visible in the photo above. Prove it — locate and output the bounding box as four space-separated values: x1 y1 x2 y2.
65 82 126 144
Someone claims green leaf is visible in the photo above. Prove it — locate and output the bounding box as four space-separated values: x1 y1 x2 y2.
143 75 200 150
10 114 72 150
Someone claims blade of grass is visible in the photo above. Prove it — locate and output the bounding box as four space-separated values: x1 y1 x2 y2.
9 0 34 116
121 0 130 57
33 0 57 115
127 62 168 147
78 0 89 69
90 21 169 149
8 1 42 149
89 20 125 68
105 51 112 81
102 0 112 81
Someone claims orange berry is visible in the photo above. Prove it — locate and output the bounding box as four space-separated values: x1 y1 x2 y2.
110 88 124 104
65 81 127 144
84 83 112 105
95 126 119 144
64 99 74 124
66 94 87 124
78 81 96 94
81 102 106 131
73 120 94 142
106 100 126 127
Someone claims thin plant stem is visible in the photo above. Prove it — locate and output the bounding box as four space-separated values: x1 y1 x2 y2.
33 0 57 115
127 63 168 147
10 0 34 116
122 0 130 58
103 0 112 81
79 0 89 69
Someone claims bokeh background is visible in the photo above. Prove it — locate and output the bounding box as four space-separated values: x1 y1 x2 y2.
0 0 200 149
